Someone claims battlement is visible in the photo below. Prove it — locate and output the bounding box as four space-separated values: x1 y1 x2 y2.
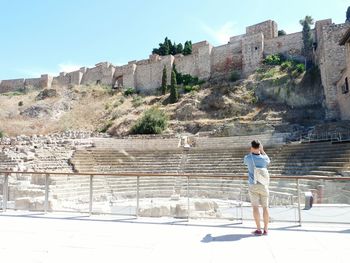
246 20 278 39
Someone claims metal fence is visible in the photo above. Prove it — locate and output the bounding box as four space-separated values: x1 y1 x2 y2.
0 171 350 225
300 131 350 143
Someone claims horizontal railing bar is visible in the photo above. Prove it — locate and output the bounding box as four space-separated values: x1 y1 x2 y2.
0 170 350 180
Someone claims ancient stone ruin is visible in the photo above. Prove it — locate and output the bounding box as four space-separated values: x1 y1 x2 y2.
1 19 349 120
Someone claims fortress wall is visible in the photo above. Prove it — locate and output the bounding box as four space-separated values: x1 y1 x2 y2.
211 42 242 73
264 32 303 57
314 19 333 63
174 41 212 80
40 74 53 89
246 20 278 39
24 78 41 88
0 75 52 92
317 23 350 119
114 63 137 88
242 33 264 76
135 55 173 93
80 62 115 86
337 68 350 120
229 34 245 44
52 73 71 87
67 69 84 85
196 42 213 79
336 31 350 120
175 53 198 77
0 78 25 93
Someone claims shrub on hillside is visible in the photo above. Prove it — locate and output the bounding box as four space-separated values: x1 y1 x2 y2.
132 95 144 108
295 63 306 73
0 130 3 138
98 120 113 133
229 70 241 82
184 85 200 93
131 108 168 134
281 61 293 71
123 87 136 96
264 54 284 65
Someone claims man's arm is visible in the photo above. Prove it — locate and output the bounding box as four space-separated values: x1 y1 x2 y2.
260 144 266 155
260 144 270 164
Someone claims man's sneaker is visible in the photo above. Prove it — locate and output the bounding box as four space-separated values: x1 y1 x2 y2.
252 229 263 236
263 230 268 235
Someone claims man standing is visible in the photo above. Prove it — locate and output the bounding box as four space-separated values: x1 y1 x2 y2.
244 140 270 235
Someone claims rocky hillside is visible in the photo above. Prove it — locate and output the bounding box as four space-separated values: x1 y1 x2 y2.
0 64 326 137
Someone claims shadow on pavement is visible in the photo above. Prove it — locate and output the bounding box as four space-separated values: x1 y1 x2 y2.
201 233 255 243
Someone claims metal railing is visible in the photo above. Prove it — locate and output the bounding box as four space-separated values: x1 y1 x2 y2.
300 131 350 143
0 170 350 225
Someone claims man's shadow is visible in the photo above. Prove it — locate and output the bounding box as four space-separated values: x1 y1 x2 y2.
201 233 255 243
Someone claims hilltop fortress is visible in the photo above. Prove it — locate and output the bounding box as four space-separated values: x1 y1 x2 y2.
1 19 349 120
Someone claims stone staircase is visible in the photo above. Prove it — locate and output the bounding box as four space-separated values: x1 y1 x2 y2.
0 152 18 171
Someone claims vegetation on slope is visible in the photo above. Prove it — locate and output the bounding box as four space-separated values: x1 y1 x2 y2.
0 54 325 137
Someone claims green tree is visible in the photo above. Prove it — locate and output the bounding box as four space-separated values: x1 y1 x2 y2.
299 15 314 60
183 41 192 55
170 41 177 55
161 66 167 95
278 30 286 36
153 38 192 56
176 43 183 54
160 37 171 55
346 6 350 22
169 70 178 103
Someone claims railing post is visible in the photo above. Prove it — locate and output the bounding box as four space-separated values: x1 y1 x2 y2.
44 173 49 213
187 176 190 220
297 178 302 226
240 178 243 223
3 173 9 212
89 175 93 216
136 176 140 217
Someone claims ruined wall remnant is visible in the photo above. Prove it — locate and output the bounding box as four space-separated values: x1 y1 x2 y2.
81 62 115 86
114 62 137 89
0 78 25 93
246 20 278 39
210 42 242 74
264 32 303 57
337 27 350 120
316 22 350 119
135 55 174 93
1 18 349 120
175 41 212 80
242 33 264 76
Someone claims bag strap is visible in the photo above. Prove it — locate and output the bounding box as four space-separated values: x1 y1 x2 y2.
250 154 256 168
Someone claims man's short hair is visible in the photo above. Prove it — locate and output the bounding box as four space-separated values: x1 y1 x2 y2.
251 140 261 149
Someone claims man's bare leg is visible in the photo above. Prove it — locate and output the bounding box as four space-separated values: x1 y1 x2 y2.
263 207 269 231
253 206 261 230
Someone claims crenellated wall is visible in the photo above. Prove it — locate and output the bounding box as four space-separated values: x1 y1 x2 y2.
242 33 264 76
0 74 52 93
264 32 303 57
210 42 242 75
81 62 115 86
337 27 350 120
134 55 174 93
0 78 25 93
246 20 278 40
316 22 350 119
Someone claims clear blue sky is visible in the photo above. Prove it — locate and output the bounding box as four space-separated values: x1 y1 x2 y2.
0 0 348 80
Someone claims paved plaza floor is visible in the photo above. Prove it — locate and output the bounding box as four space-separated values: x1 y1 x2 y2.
0 211 349 263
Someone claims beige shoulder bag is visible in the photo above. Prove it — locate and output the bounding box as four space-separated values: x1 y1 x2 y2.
251 154 270 186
